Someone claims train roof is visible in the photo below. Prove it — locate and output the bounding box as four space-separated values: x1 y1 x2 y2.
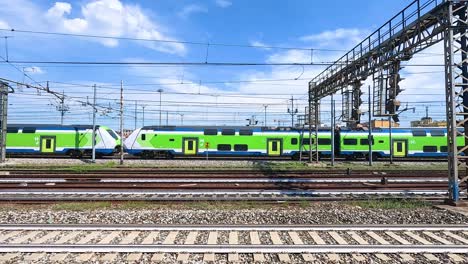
8 124 100 129
140 126 333 132
341 127 451 133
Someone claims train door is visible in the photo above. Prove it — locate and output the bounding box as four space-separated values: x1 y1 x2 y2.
183 138 198 155
40 136 56 153
267 139 282 156
392 140 406 157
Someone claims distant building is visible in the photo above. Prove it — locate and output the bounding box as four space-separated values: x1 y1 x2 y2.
361 119 400 128
410 117 446 127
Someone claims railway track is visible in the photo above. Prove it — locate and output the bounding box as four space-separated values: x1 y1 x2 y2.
0 224 466 263
6 154 448 162
0 169 462 201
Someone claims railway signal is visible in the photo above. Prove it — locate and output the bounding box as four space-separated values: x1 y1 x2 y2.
386 61 404 123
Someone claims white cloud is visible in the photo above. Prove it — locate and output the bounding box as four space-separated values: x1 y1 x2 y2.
301 28 368 49
0 20 9 29
178 4 208 19
43 0 186 55
23 66 45 74
250 40 271 51
267 50 311 64
215 0 232 8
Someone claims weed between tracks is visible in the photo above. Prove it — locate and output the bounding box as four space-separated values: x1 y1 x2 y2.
350 199 431 209
0 159 449 171
66 162 117 173
0 200 433 211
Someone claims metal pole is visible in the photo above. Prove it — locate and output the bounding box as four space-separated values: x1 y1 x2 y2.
91 84 97 163
331 94 335 167
119 80 124 165
60 90 65 125
142 106 145 127
134 101 137 130
264 105 268 127
368 85 373 166
158 89 163 126
308 85 313 163
0 82 8 163
166 111 168 126
180 114 184 125
389 115 393 164
315 100 319 162
291 96 294 127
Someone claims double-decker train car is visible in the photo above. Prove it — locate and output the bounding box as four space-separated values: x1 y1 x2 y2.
125 125 458 160
124 126 334 159
6 124 121 157
339 127 463 159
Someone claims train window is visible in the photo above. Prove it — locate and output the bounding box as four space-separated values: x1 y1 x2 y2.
360 138 374 145
440 146 448 152
187 141 194 150
141 134 146 141
343 138 357 145
291 138 298 145
46 139 51 149
204 129 218 135
412 130 427 137
396 142 403 152
217 144 231 151
423 146 437 152
106 129 119 140
234 144 248 151
7 127 18 133
221 129 235 136
301 138 313 145
239 129 253 136
22 127 36 133
430 130 445 137
272 142 278 151
169 138 175 142
379 140 384 143
318 138 331 145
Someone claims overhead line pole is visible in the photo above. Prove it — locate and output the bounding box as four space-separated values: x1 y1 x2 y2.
157 89 163 126
331 94 335 167
368 85 373 167
119 80 124 165
0 82 10 163
91 84 97 163
142 105 145 127
134 100 137 130
308 83 313 163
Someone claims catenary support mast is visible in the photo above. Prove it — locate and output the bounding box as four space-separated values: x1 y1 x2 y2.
308 0 468 202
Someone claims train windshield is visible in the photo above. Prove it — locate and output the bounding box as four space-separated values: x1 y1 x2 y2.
106 129 119 140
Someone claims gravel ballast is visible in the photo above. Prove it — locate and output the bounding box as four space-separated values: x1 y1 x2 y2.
0 202 466 225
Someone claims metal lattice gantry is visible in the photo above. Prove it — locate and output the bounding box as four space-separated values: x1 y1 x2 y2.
308 0 468 203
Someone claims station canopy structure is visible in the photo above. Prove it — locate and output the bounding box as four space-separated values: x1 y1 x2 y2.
308 0 468 203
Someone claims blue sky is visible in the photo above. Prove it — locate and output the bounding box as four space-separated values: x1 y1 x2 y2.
0 0 445 129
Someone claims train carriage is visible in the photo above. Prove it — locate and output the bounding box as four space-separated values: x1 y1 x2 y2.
124 126 333 159
6 124 121 157
340 127 462 159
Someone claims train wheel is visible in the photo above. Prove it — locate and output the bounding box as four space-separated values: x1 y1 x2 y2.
291 153 300 161
142 151 155 159
69 150 83 158
165 152 174 159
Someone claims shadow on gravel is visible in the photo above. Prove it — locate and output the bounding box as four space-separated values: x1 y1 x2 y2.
252 161 308 198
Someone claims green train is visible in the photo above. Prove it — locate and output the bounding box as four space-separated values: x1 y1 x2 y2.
6 124 121 157
124 126 460 159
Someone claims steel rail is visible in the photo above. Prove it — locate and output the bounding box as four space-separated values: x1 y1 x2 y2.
0 190 451 196
0 224 466 231
0 178 449 183
0 244 467 254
